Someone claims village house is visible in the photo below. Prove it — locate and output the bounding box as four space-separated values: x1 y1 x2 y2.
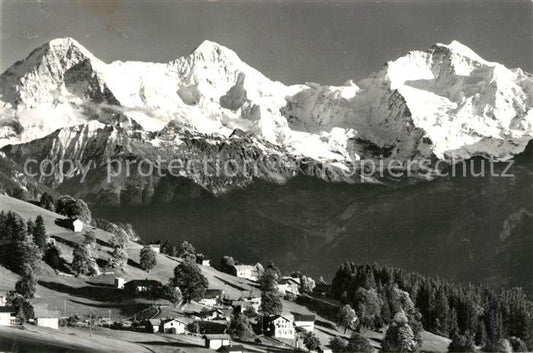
197 258 211 267
114 277 125 289
204 334 231 350
124 279 162 297
293 313 315 333
263 315 295 340
145 319 161 333
199 289 224 307
217 345 246 353
278 277 300 295
160 318 187 334
69 218 84 232
194 320 228 334
35 316 59 329
229 292 261 313
0 290 9 306
197 308 230 321
231 300 255 313
149 244 161 253
0 307 16 326
240 294 261 312
233 265 259 281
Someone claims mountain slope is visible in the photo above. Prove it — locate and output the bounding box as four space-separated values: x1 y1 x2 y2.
92 144 533 295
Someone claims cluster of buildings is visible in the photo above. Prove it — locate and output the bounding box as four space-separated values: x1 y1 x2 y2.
0 290 59 329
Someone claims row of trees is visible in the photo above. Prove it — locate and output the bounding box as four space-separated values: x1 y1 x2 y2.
0 211 51 324
329 262 533 352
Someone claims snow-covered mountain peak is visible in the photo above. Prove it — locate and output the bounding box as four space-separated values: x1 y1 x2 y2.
1 38 532 168
0 36 106 108
190 40 242 64
47 37 95 57
433 40 487 64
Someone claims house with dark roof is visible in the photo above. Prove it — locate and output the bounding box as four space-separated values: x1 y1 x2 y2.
0 307 16 326
263 315 295 339
197 308 230 321
124 279 162 297
278 277 300 295
199 289 224 307
204 334 231 350
229 293 261 313
293 313 315 333
56 218 83 232
145 319 161 333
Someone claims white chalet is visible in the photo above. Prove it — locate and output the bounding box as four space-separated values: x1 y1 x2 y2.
233 265 259 281
293 313 315 333
278 277 300 295
160 318 187 334
114 277 125 289
264 315 295 339
204 334 231 350
70 218 84 232
0 307 16 326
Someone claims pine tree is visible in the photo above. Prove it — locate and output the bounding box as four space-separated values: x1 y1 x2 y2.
259 269 279 293
32 216 48 251
228 310 256 341
266 261 282 278
12 235 41 275
434 287 450 336
475 320 488 346
44 243 62 270
354 287 381 330
15 265 37 299
8 294 34 325
260 291 282 316
26 219 34 237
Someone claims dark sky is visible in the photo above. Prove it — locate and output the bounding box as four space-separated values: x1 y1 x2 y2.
1 0 532 85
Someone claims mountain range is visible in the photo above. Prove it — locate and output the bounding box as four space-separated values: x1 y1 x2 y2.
0 38 532 293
